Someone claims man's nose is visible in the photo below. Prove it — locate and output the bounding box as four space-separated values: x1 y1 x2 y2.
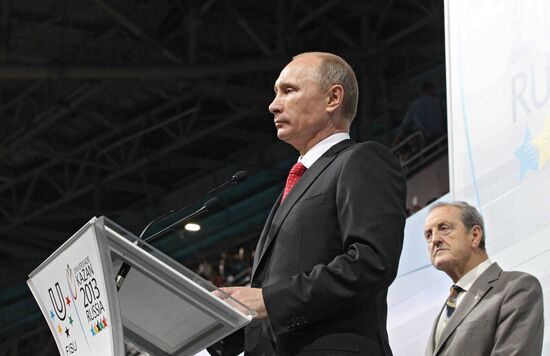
431 232 442 246
269 96 281 114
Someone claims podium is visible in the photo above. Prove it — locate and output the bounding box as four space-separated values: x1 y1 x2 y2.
27 217 255 356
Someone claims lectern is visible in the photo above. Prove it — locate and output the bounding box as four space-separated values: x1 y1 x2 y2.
27 217 255 356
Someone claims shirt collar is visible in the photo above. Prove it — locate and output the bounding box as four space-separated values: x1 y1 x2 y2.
298 132 350 168
455 258 492 292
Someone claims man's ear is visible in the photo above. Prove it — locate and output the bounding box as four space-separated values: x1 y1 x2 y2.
470 225 483 248
326 85 344 114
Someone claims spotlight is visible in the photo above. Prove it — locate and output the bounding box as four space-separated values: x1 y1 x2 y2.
184 223 201 232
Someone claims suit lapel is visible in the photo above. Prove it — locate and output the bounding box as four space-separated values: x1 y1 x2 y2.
434 263 502 355
427 303 445 355
251 140 354 280
251 192 282 280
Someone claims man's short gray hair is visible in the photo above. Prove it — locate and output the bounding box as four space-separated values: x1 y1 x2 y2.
294 52 359 122
430 201 486 249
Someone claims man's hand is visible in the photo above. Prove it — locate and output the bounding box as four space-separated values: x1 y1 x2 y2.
219 287 268 319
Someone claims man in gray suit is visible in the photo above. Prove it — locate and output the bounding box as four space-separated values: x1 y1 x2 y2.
424 201 544 356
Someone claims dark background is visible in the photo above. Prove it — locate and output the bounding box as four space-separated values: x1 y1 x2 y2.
0 1 445 353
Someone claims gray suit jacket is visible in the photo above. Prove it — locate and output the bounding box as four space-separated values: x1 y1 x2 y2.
426 262 544 356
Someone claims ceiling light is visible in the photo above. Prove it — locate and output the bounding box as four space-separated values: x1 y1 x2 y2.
184 223 201 232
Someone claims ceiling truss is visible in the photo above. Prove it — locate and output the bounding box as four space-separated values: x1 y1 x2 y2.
0 0 445 352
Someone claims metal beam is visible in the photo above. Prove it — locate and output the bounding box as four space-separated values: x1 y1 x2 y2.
0 82 107 160
222 2 273 55
0 99 192 231
0 97 186 195
95 106 199 157
408 0 431 14
380 4 441 47
299 2 358 48
90 0 183 64
297 0 341 29
0 105 263 238
0 57 288 80
372 0 395 42
351 3 442 59
10 6 106 38
0 81 43 116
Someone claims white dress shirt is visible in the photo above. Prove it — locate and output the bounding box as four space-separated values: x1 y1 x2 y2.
298 132 350 168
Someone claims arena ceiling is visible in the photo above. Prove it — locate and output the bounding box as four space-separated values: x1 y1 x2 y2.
0 0 445 353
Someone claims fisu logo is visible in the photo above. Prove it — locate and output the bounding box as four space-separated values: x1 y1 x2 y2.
48 282 66 321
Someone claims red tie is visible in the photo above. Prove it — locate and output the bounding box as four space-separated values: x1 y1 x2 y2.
281 162 307 202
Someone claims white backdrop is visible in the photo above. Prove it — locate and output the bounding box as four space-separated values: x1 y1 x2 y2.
387 0 550 354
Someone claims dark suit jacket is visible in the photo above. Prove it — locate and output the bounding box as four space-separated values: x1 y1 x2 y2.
243 140 407 355
426 262 544 356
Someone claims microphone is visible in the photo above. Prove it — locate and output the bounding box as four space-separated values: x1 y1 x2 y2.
189 170 247 210
138 170 247 240
143 197 220 244
207 170 248 194
115 197 220 291
115 170 247 291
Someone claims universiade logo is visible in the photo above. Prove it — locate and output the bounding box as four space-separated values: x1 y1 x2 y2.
44 257 110 355
48 282 67 321
47 272 78 354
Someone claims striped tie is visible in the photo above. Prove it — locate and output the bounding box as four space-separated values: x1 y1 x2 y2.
446 285 463 317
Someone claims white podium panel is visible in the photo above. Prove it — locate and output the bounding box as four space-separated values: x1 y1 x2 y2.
27 217 124 356
28 217 255 356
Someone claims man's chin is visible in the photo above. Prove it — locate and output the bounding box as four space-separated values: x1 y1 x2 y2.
276 129 286 140
276 130 294 144
433 257 450 270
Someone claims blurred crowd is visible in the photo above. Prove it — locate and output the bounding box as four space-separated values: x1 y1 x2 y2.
196 247 254 287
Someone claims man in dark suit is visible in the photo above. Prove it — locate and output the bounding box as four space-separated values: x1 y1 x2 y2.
424 201 544 356
221 52 407 355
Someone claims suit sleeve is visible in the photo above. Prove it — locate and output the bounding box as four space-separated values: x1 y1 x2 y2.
491 273 544 356
263 142 407 336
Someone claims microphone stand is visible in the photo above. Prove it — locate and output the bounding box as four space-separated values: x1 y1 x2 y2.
138 170 247 241
115 198 220 291
115 170 247 291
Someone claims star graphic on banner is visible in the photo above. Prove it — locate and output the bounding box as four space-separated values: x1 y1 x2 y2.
514 127 540 179
49 310 55 320
90 325 96 336
66 296 71 307
57 324 63 334
65 327 70 337
533 117 550 168
68 315 74 326
102 316 108 328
